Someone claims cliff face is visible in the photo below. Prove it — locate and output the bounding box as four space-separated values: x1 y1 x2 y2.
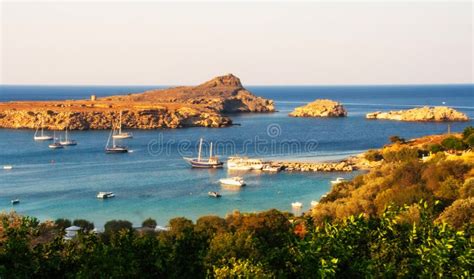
289 99 347 118
0 74 273 130
366 106 469 122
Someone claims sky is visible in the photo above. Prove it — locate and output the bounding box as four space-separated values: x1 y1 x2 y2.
1 1 473 86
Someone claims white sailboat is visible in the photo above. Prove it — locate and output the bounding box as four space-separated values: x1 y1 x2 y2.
105 129 128 154
49 132 64 149
34 125 53 141
112 112 133 139
60 128 77 146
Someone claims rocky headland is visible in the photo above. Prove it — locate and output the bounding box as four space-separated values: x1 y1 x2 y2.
289 99 347 118
0 74 275 130
366 106 469 122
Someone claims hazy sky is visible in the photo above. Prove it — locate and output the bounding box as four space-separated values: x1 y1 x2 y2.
1 1 473 85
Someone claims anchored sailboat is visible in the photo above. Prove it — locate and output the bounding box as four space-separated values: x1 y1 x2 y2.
105 129 128 154
34 122 53 141
112 111 133 139
183 138 223 168
48 132 64 149
59 128 77 146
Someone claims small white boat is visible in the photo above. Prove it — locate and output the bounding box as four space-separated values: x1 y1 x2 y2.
330 177 346 185
228 165 252 171
3 165 13 170
291 202 303 208
11 199 20 205
34 127 53 141
112 112 133 139
310 200 319 207
262 165 281 172
96 192 115 199
219 177 246 186
208 191 222 198
227 157 264 170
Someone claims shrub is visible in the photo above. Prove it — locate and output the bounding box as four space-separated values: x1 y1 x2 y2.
142 218 157 228
436 197 474 229
465 134 474 148
365 150 383 161
382 147 419 162
427 143 444 154
72 219 94 231
104 220 133 234
441 136 467 151
389 135 406 144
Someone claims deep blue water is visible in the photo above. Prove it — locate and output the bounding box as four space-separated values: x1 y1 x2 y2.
0 84 473 227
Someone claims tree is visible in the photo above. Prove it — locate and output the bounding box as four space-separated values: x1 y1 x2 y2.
365 150 383 161
389 135 406 144
72 219 94 232
465 134 474 148
141 218 157 228
54 218 71 230
462 126 474 139
104 220 133 234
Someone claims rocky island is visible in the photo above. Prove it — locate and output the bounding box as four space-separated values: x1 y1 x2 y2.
289 99 347 118
366 106 469 122
0 74 275 130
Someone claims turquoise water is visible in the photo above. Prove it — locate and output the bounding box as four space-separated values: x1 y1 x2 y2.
0 84 473 227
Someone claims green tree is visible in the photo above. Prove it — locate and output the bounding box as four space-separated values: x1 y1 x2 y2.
72 219 94 232
104 220 133 234
141 218 157 228
462 126 474 139
441 137 467 151
54 218 71 230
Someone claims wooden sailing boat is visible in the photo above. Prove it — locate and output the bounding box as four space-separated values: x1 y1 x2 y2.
112 111 133 139
183 138 223 168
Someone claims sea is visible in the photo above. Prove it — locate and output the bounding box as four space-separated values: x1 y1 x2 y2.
0 84 473 227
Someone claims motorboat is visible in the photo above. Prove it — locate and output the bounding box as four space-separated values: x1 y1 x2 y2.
227 156 264 170
3 165 13 170
291 202 303 209
330 177 347 185
49 132 64 149
59 128 77 146
219 177 246 186
262 164 281 172
184 138 223 168
112 111 133 139
208 191 222 198
34 127 53 141
96 192 115 199
105 129 128 154
11 199 20 205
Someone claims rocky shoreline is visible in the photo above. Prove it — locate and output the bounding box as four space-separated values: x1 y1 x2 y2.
272 160 355 172
0 74 274 130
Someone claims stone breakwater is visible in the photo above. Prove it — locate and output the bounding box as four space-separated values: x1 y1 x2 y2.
366 106 469 122
274 161 355 172
289 99 347 118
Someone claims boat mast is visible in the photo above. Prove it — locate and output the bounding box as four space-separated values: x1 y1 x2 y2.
106 129 112 149
210 142 213 158
198 138 203 162
119 111 122 134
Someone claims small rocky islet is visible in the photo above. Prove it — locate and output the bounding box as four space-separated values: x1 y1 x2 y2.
0 74 275 130
366 106 469 122
289 99 347 118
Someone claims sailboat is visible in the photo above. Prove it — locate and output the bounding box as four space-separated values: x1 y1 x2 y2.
59 128 77 146
105 129 128 154
112 112 133 139
34 125 53 141
48 132 64 149
183 138 223 168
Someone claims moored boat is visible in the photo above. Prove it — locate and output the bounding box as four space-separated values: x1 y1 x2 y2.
11 199 20 205
208 191 222 198
219 177 246 186
227 156 264 170
262 164 281 172
34 126 53 141
291 202 303 208
105 129 129 154
330 177 346 185
60 128 77 146
112 111 133 139
3 165 13 170
96 192 115 199
184 138 223 168
49 132 64 149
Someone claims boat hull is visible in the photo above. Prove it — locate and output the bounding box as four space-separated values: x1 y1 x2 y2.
105 148 128 154
34 136 53 141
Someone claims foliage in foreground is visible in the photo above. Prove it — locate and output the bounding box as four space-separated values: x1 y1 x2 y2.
0 204 472 278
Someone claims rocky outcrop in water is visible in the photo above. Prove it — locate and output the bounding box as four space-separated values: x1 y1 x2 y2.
366 106 469 122
289 99 347 118
0 74 274 130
